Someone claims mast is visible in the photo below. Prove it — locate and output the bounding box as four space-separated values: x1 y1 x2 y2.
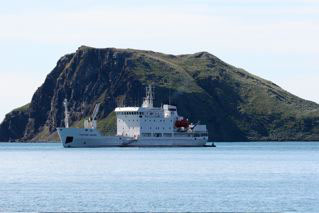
169 86 171 105
142 85 154 108
63 99 69 128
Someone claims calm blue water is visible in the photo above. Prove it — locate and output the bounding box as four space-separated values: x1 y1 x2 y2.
0 142 318 212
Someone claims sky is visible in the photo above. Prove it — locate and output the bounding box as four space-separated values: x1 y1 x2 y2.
0 0 318 121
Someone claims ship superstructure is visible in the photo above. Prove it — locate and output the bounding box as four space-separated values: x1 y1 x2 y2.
57 85 209 147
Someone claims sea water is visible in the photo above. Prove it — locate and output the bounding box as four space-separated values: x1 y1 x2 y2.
0 142 318 212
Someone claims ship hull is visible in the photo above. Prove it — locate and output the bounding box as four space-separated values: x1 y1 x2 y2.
57 128 207 148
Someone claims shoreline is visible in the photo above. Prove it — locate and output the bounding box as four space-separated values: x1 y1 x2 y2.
1 141 319 143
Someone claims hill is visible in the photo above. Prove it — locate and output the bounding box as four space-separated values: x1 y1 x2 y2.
1 46 319 141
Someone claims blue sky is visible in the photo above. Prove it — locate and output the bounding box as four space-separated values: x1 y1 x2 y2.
0 0 318 121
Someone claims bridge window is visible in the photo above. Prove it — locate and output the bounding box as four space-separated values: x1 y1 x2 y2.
153 133 162 137
142 133 152 137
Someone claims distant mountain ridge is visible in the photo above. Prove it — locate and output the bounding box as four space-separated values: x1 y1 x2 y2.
1 46 319 141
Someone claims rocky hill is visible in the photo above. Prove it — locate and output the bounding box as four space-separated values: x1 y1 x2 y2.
1 46 319 142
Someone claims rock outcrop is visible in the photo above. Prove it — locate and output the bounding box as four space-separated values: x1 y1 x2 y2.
1 46 319 141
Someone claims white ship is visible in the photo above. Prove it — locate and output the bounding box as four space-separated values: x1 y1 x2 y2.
57 85 210 147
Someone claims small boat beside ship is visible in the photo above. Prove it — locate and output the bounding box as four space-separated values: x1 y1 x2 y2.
57 85 213 148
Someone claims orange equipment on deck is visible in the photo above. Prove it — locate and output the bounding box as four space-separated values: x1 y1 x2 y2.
175 119 190 128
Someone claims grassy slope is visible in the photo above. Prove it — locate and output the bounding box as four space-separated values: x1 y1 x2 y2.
3 47 319 141
12 103 31 113
123 49 319 141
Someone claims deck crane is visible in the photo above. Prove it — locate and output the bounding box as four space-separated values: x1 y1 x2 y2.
84 103 101 129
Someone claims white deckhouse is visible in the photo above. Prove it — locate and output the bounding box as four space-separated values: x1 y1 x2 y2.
115 85 208 139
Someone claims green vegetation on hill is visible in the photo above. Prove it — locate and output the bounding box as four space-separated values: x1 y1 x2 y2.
13 103 30 113
1 46 319 141
97 112 117 136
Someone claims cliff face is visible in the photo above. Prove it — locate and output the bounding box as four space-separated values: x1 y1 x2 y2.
1 46 319 142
